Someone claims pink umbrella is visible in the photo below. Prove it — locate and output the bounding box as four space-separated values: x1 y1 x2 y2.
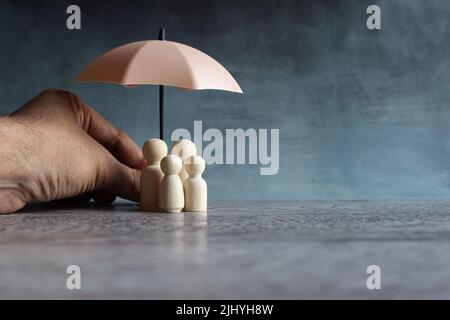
76 29 242 140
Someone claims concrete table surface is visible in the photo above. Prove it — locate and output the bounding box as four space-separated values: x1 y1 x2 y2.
1 200 450 299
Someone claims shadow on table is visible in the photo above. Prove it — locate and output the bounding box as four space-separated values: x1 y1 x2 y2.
19 198 139 214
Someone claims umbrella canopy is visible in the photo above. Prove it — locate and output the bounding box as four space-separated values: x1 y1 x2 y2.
76 40 242 93
77 31 242 141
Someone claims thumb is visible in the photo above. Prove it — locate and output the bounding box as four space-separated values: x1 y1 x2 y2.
104 161 141 202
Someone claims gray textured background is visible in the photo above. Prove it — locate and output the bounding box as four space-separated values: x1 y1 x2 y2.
1 0 450 200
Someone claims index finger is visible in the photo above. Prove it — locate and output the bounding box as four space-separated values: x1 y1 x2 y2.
70 93 147 170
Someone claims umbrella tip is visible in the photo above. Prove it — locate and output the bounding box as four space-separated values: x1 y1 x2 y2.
158 28 166 41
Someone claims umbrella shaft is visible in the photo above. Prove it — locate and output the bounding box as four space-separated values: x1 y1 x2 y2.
159 28 165 141
159 85 164 140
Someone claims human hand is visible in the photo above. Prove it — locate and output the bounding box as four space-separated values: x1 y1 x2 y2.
0 89 146 213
